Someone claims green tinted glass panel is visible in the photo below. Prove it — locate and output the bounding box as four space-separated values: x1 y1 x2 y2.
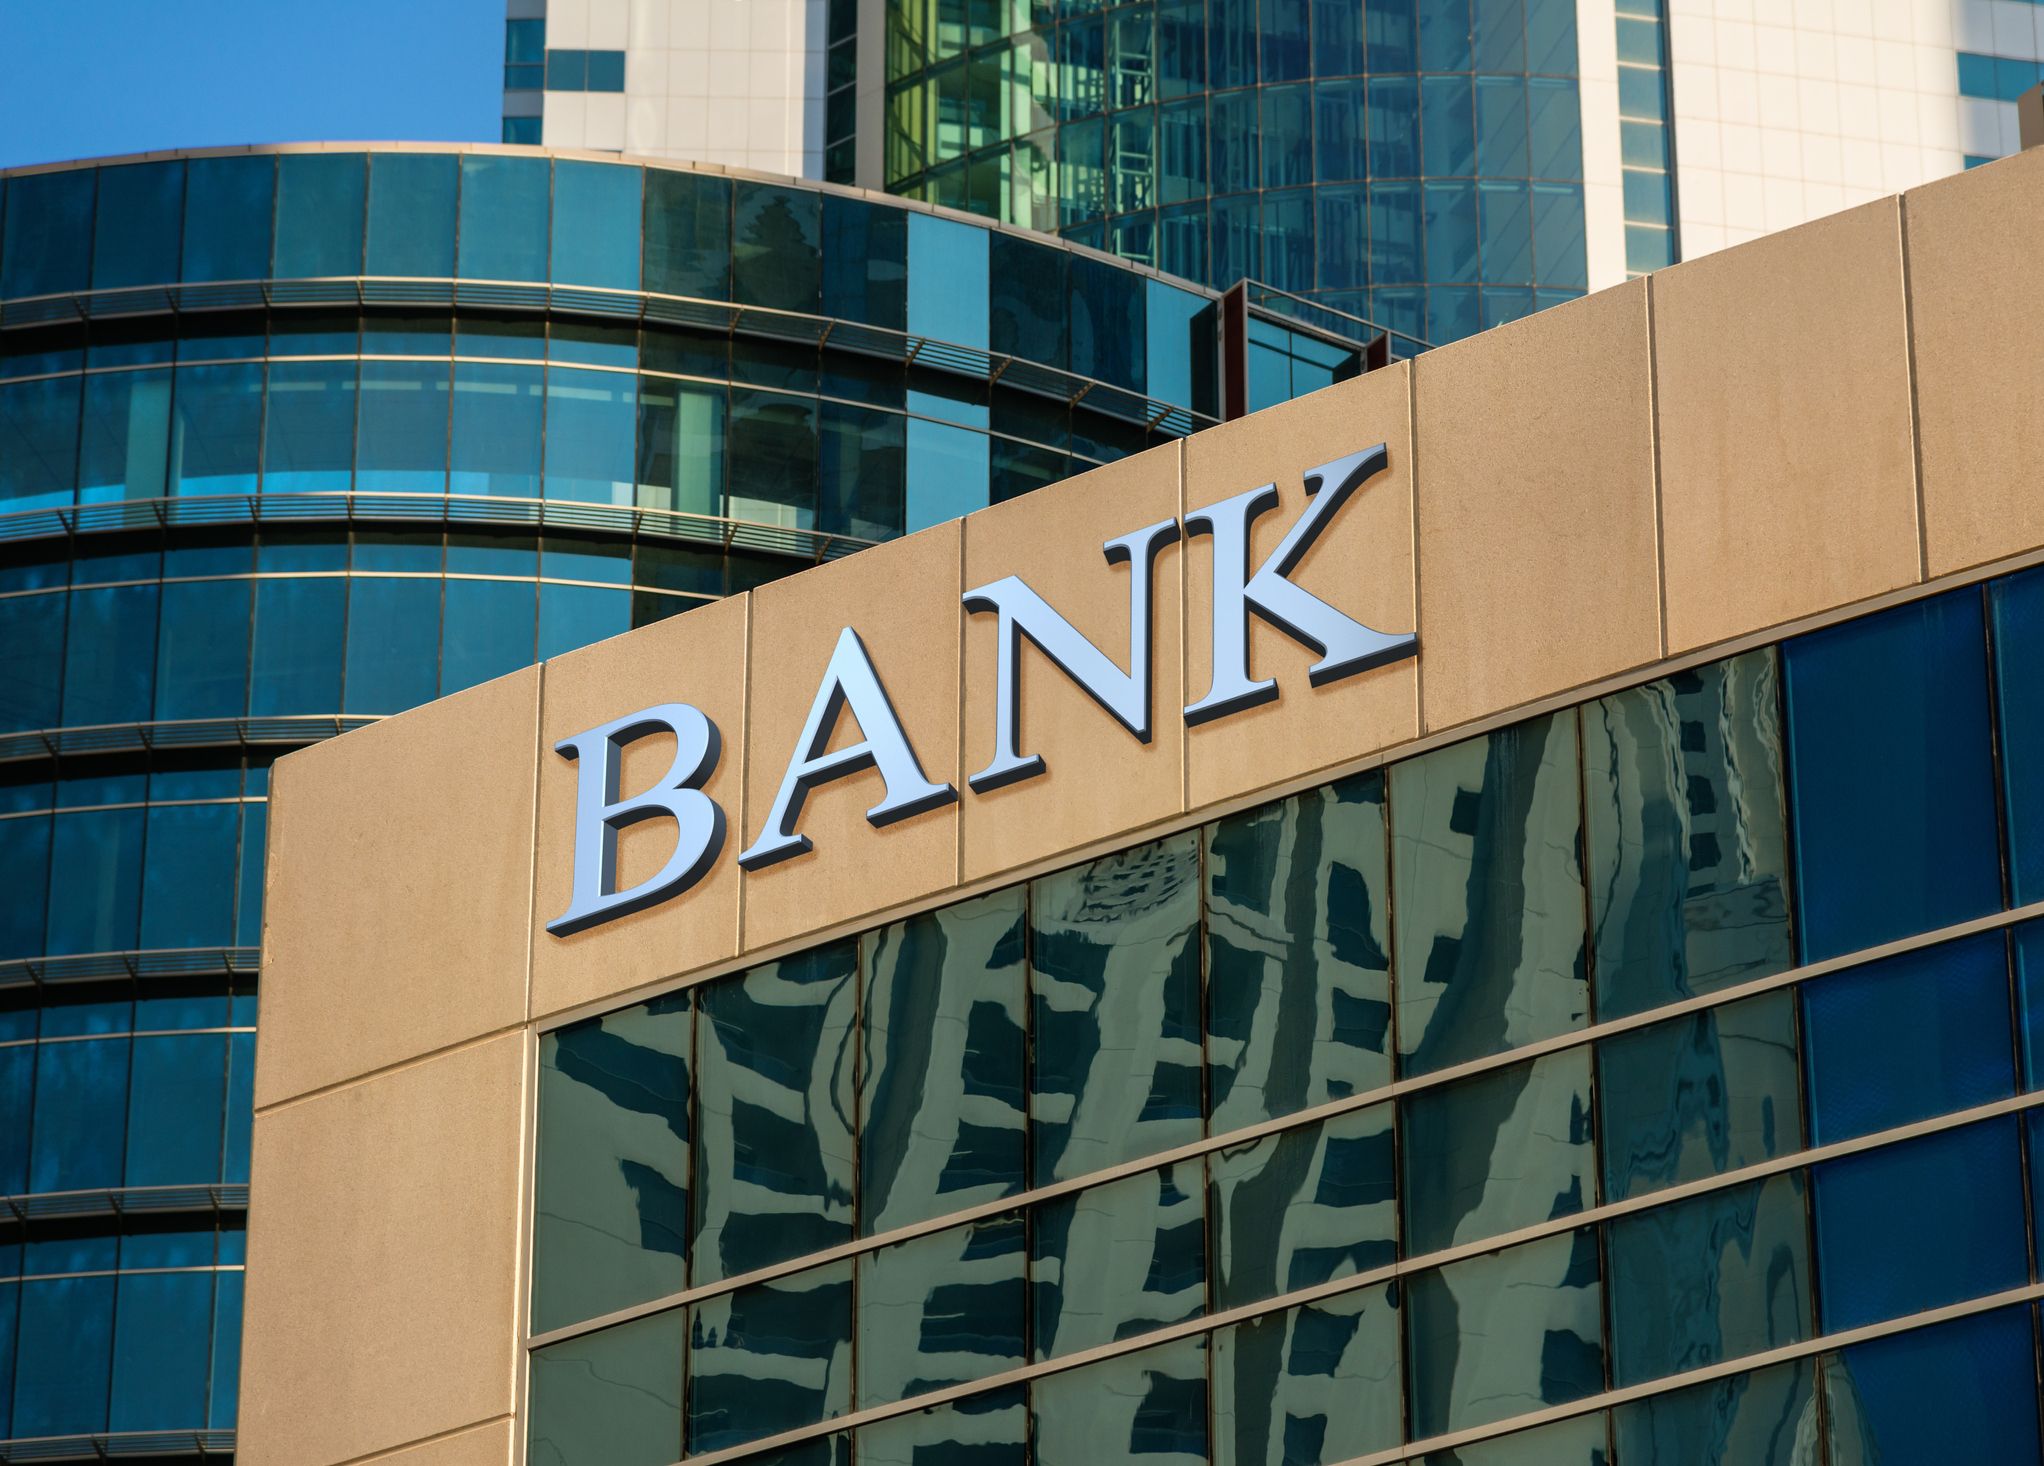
1209 1104 1393 1311
529 1309 685 1466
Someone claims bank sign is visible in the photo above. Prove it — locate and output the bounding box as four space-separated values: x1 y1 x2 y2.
548 445 1415 937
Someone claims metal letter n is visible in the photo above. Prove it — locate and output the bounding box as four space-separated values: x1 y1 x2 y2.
547 703 725 937
1183 444 1417 726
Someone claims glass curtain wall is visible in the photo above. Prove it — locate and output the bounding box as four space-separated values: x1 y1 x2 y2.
527 566 2044 1465
883 0 1590 342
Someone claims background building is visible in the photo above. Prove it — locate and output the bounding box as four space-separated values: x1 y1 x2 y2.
0 140 1374 1457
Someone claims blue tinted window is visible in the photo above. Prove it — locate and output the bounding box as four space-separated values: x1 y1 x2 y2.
452 361 544 498
2019 920 2044 1088
1993 566 2044 906
447 531 537 577
238 806 264 949
138 805 240 951
1069 255 1143 392
644 169 731 300
274 154 367 278
208 1269 242 1426
124 1033 228 1186
459 156 550 283
366 154 458 278
78 369 173 504
154 578 252 721
442 578 535 695
1529 77 1583 178
1784 589 2001 961
92 162 185 290
539 584 631 660
733 184 822 313
0 375 82 511
85 319 175 371
262 359 356 494
258 528 346 572
0 1048 30 1187
182 156 275 283
1803 933 2014 1144
0 816 51 959
169 363 264 497
905 416 989 532
15 1275 115 1436
177 311 266 363
552 162 642 290
31 1036 130 1188
345 576 442 715
1533 181 1586 288
906 214 989 349
544 367 636 504
109 1271 214 1431
356 358 450 494
1811 1117 2027 1332
250 577 345 715
2 169 95 299
63 584 158 725
1824 1306 2041 1465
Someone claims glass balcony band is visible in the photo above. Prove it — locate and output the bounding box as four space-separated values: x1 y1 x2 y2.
522 893 2044 1355
0 1184 249 1224
0 715 374 765
0 949 261 990
0 1427 238 1459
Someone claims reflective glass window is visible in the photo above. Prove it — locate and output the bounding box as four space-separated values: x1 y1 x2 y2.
822 196 907 330
727 389 818 529
62 583 158 725
262 359 356 493
544 366 636 504
733 184 822 313
529 1309 685 1466
366 154 458 279
137 806 238 952
208 1268 242 1425
1210 1103 1393 1310
1205 774 1390 1131
1030 832 1202 1184
92 162 184 291
451 361 544 498
989 234 1068 370
644 169 732 301
169 363 263 497
1606 1173 1811 1386
859 890 1026 1235
1599 988 1800 1202
447 530 537 577
440 578 535 696
124 1031 228 1184
457 311 546 360
693 944 858 1284
1069 255 1144 392
687 1261 853 1454
273 154 367 278
270 309 358 357
1783 588 2001 961
857 1383 1023 1464
258 526 345 572
533 994 692 1335
856 1215 1025 1407
635 378 725 517
177 311 265 363
362 310 452 357
78 369 173 504
1803 932 2014 1145
1212 1286 1399 1466
552 162 642 290
250 577 345 714
1811 1117 2027 1332
1 169 95 299
1031 1334 1206 1466
15 1275 115 1436
538 584 629 658
818 401 904 541
550 319 637 370
343 576 441 715
1612 1357 1815 1466
1585 650 1792 1019
1992 565 2044 906
0 816 51 958
1405 1228 1603 1436
181 156 275 284
1822 1306 2041 1466
907 214 989 349
355 358 450 493
1441 1412 1611 1465
905 415 988 532
1032 1162 1205 1360
31 1034 131 1186
1391 710 1587 1076
0 375 82 511
458 156 551 283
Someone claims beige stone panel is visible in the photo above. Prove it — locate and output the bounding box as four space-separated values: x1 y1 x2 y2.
960 445 1184 883
1655 196 1919 652
239 1034 524 1466
1183 367 1419 810
529 596 747 1022
740 523 963 950
1907 149 2044 577
258 668 537 1108
1413 281 1660 732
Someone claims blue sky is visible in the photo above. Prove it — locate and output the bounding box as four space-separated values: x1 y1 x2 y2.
0 0 504 170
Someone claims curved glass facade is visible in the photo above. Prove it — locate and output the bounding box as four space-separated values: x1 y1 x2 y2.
528 567 2044 1466
0 145 1257 1456
883 0 1591 342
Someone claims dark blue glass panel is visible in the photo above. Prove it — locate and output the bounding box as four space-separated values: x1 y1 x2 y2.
15 1275 115 1435
178 311 265 364
0 1045 30 1190
822 195 906 330
1424 181 1478 286
31 1036 130 1189
1992 566 2044 906
63 583 158 725
1474 74 1529 175
644 169 732 301
182 156 276 283
447 531 537 577
93 162 184 290
1812 1117 2026 1331
459 156 551 283
1316 80 1368 181
138 804 239 951
733 184 822 313
258 528 345 572
687 1263 853 1454
46 809 144 957
539 584 630 659
442 578 535 695
2019 920 2044 1088
26 1222 116 1275
108 1271 213 1430
1804 933 2014 1145
0 375 82 512
1260 85 1313 188
1370 180 1422 286
0 817 50 960
344 577 441 714
544 367 636 503
78 369 173 503
169 363 264 496
262 359 356 494
452 361 544 497
552 162 642 290
1478 179 1532 284
366 153 458 278
0 1280 15 1430
1825 1306 2040 1465
356 358 450 493
1421 74 1475 177
271 309 358 357
0 592 65 733
208 1268 242 1427
274 154 367 278
1784 589 2001 960
125 1033 227 1186
249 577 346 715
1 169 95 299
1069 255 1143 393
1366 0 1417 70
222 1031 255 1183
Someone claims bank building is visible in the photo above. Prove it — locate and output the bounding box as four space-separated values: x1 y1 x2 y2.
3 21 2044 1466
